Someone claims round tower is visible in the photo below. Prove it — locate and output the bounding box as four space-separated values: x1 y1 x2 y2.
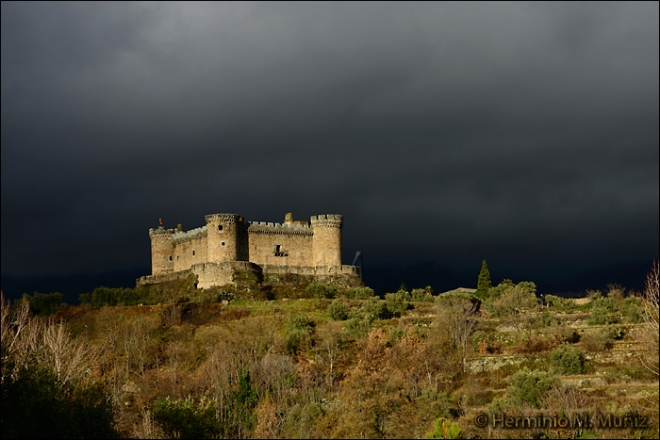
311 214 342 268
205 214 249 263
149 227 174 275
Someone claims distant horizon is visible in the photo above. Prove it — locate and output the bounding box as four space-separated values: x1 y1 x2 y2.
2 258 653 305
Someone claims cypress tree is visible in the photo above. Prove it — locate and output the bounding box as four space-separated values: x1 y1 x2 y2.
476 260 492 298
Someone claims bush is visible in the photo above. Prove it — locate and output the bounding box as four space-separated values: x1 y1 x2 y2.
153 396 224 439
541 310 560 327
549 345 586 375
506 368 560 408
285 315 315 355
385 290 411 317
305 283 337 299
1 366 118 439
580 329 614 352
425 417 463 439
344 312 372 340
485 281 538 317
411 288 434 302
344 287 375 300
587 307 617 325
22 292 65 316
362 298 390 321
328 299 350 321
622 296 643 323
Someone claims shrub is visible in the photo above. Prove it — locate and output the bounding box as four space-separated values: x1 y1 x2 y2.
344 312 372 340
549 345 586 375
344 287 375 300
22 292 65 316
622 296 644 323
305 283 337 299
541 310 560 327
425 417 463 439
580 329 614 352
328 299 350 321
285 315 315 355
153 396 224 439
363 298 390 321
411 288 434 302
506 368 560 408
587 307 617 325
385 291 411 317
1 366 118 439
486 281 538 317
549 327 580 345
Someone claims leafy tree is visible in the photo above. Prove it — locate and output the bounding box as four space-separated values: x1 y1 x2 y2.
385 291 411 317
153 396 224 439
22 292 65 316
228 369 259 437
476 260 492 298
363 298 391 321
1 366 118 439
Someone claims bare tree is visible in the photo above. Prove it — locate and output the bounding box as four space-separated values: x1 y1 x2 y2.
639 260 659 377
42 320 95 385
436 295 479 371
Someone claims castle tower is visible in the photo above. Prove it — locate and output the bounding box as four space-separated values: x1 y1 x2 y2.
311 214 342 268
149 227 174 275
205 213 249 263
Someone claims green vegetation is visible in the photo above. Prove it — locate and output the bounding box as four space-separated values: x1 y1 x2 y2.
476 260 492 298
549 345 586 375
505 368 560 408
22 291 65 316
2 268 658 439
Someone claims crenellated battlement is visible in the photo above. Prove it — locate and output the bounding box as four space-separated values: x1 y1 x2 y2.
149 227 174 238
205 213 243 224
171 225 208 244
310 214 343 228
146 211 358 289
248 221 313 236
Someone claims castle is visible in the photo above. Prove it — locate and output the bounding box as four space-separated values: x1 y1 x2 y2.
137 212 360 289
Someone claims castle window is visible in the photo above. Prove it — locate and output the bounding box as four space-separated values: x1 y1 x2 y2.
221 241 226 247
192 250 196 256
274 244 287 257
169 256 172 261
176 255 179 260
218 225 223 231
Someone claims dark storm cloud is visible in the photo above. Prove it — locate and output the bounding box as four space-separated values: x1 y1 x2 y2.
2 2 658 290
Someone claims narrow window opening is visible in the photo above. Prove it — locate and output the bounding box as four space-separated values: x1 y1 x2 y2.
176 255 179 260
218 225 223 231
221 241 226 247
274 244 287 257
192 250 196 256
169 256 172 261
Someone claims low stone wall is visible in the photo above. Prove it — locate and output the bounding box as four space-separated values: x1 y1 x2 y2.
137 269 193 286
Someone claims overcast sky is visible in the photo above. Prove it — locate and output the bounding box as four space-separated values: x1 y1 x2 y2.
2 2 658 296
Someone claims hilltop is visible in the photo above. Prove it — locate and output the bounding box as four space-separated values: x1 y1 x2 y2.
2 275 658 439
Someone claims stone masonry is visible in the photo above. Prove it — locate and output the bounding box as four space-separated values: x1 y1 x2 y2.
137 212 360 289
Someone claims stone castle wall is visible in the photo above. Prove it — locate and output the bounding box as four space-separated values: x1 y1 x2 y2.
143 212 358 289
248 221 314 267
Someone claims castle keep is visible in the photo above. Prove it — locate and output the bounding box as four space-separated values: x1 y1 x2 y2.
138 213 360 289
